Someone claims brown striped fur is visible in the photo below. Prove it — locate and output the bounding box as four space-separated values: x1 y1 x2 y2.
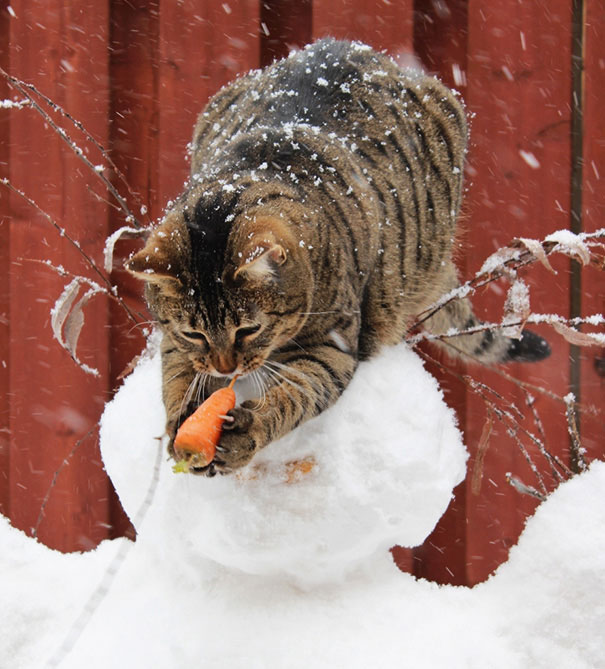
127 39 549 475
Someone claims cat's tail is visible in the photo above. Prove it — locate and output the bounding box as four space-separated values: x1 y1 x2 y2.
420 268 551 364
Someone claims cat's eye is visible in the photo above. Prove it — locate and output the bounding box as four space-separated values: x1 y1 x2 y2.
234 324 261 344
182 331 209 346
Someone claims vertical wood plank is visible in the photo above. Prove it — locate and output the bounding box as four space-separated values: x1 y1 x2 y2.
579 0 605 462
313 0 413 54
260 0 312 66
106 0 161 540
107 0 159 389
412 0 471 586
413 0 468 86
157 0 260 209
7 0 113 551
0 0 11 517
462 0 574 584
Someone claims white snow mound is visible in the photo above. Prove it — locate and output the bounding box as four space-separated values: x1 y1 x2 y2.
99 337 467 586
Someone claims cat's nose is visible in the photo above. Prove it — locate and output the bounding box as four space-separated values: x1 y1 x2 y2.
214 354 236 376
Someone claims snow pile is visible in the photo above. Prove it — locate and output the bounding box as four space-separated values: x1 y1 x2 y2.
0 520 120 668
100 337 467 586
1 340 604 669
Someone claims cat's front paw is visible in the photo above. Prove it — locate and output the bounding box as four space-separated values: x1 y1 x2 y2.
212 405 261 474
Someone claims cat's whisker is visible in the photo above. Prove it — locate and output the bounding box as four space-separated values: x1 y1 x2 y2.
195 372 207 406
265 359 319 391
263 361 311 391
256 370 267 410
248 369 265 411
200 372 210 403
257 369 270 410
262 366 303 411
178 371 201 420
165 369 189 385
262 362 315 406
283 338 307 353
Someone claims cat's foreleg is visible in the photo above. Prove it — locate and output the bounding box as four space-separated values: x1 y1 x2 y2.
207 343 358 475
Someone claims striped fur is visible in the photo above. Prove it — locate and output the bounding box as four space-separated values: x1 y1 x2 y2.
127 39 549 475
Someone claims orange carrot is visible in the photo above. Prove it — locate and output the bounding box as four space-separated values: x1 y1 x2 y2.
173 376 237 471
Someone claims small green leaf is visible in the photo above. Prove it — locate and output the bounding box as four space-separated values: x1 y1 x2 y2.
172 459 190 474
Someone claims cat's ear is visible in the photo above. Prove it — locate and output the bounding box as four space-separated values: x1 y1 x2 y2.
234 241 288 282
125 215 185 284
232 216 293 282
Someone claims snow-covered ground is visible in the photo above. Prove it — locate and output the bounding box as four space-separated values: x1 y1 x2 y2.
1 339 604 669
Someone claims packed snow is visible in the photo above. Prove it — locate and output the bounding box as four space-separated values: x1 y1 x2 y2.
1 337 604 668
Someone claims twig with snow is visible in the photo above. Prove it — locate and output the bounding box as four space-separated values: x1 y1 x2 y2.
408 313 605 349
5 75 152 226
410 228 605 334
0 65 144 228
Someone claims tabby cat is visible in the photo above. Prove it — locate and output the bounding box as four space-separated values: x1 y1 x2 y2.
127 39 550 475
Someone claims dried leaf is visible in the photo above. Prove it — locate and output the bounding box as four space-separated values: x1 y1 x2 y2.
515 237 556 273
103 226 146 273
544 230 591 266
549 321 605 347
502 279 530 338
50 280 103 376
506 474 547 502
477 247 521 277
50 279 82 348
62 294 87 359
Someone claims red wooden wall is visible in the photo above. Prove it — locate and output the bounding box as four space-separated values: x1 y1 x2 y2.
1 0 603 586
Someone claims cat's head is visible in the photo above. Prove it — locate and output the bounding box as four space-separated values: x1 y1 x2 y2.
126 205 313 378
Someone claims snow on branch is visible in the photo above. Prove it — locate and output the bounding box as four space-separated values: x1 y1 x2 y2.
0 97 30 109
411 228 605 333
409 313 605 348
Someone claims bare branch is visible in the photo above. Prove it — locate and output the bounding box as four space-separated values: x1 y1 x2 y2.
0 66 143 227
506 474 547 502
45 438 164 669
32 427 97 539
3 179 140 324
471 409 493 495
6 75 152 226
564 394 587 475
